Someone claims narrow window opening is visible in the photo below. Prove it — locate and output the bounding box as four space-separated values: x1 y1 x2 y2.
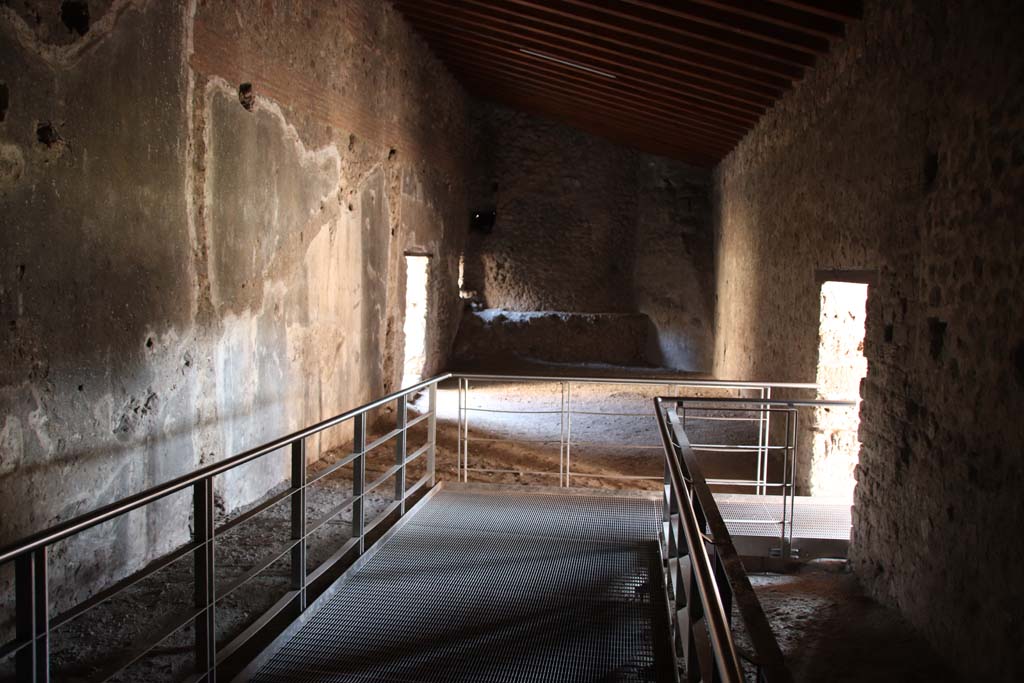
812 280 869 500
402 255 430 387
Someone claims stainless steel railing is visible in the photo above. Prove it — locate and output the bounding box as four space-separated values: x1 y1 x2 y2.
0 373 448 683
678 396 857 559
455 374 816 488
655 396 791 683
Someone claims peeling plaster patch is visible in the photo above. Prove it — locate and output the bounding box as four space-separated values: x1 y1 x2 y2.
112 391 159 440
0 143 25 189
212 281 293 507
27 400 54 454
0 0 142 68
0 416 25 477
204 77 342 309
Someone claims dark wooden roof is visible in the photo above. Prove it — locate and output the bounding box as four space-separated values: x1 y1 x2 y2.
394 0 861 166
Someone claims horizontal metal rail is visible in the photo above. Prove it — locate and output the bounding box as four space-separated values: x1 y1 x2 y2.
0 373 450 565
455 374 817 488
1 374 448 683
456 373 817 390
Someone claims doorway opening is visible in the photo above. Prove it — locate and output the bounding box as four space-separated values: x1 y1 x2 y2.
812 279 869 500
402 254 430 388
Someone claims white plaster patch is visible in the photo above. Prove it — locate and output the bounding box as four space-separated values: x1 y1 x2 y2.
0 415 24 477
26 390 54 455
0 143 26 190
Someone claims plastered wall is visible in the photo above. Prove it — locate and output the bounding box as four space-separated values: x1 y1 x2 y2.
713 1 1024 679
0 0 471 617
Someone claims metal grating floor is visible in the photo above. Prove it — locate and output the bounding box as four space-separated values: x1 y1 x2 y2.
253 489 673 683
714 493 852 540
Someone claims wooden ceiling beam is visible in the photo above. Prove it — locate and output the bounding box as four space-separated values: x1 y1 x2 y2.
400 10 767 121
505 0 814 68
440 53 744 144
567 0 830 54
428 40 757 133
398 0 789 97
766 0 862 22
399 0 802 84
680 0 847 39
456 0 782 98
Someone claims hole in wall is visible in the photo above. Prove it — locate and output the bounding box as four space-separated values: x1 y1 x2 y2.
402 254 430 388
60 1 90 36
927 317 946 359
0 83 8 123
238 83 255 111
923 149 939 190
1014 341 1024 388
812 280 869 500
36 122 61 146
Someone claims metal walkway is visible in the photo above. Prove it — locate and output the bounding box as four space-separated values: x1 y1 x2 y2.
716 493 852 560
251 487 674 683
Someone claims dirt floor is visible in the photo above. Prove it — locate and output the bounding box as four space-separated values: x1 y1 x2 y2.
2 371 957 682
739 561 959 682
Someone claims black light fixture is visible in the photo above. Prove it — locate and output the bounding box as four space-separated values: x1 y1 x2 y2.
470 209 497 234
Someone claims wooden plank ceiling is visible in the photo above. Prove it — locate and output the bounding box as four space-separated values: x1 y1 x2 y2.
393 0 861 167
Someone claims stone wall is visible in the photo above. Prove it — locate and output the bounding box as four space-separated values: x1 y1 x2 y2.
712 1 1024 679
463 103 715 370
0 0 471 616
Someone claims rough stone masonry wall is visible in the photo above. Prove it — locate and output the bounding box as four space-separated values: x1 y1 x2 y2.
463 104 715 370
712 1 1024 680
0 0 471 619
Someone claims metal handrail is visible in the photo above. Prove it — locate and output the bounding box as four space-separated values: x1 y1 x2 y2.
655 396 793 683
454 373 816 487
0 373 449 565
457 372 817 390
656 398 745 682
1 373 449 682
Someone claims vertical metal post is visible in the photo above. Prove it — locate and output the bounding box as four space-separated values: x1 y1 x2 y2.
427 383 437 488
565 382 573 487
193 478 216 682
290 439 307 612
788 408 799 552
462 379 471 482
395 395 408 515
456 378 464 482
780 410 792 557
352 412 367 555
15 547 49 683
755 387 766 495
762 387 773 495
559 382 567 487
